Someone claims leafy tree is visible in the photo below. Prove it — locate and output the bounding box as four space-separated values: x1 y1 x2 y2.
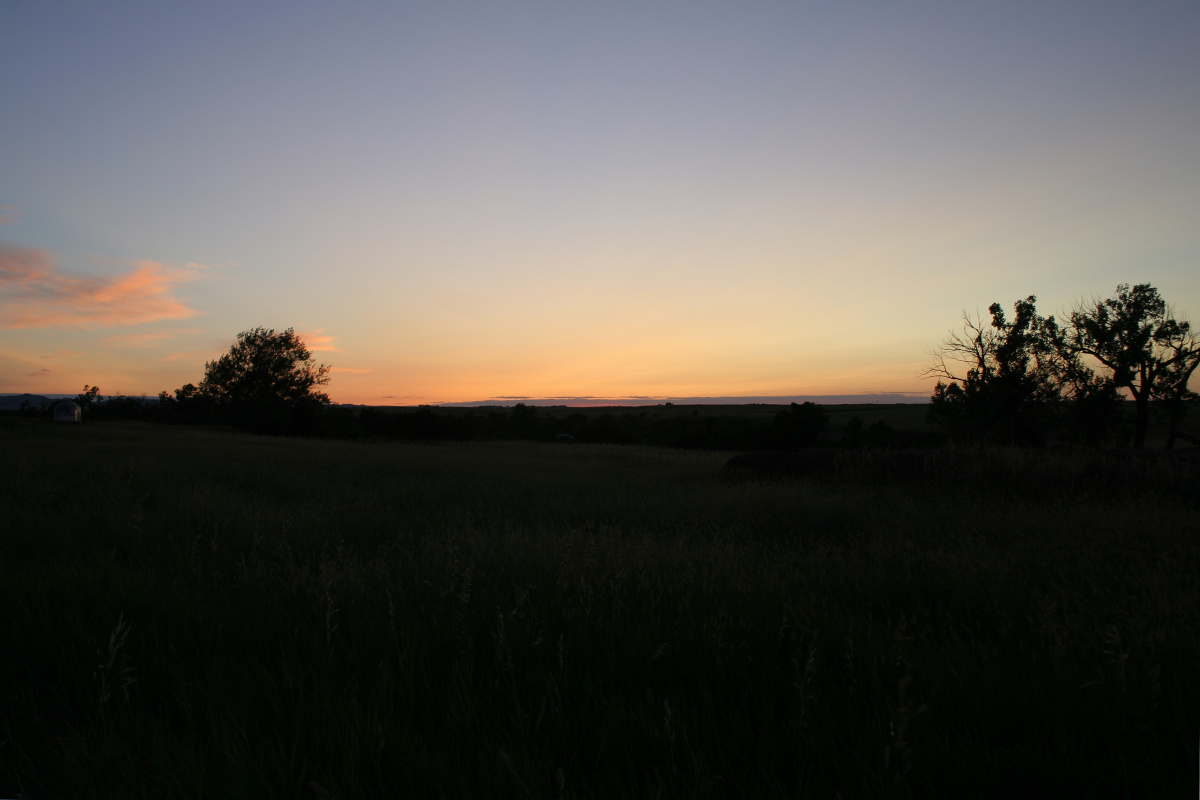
195 328 331 432
1155 356 1199 451
773 402 828 449
508 402 540 438
1060 373 1128 448
925 297 1063 444
75 385 102 411
156 382 217 425
1066 284 1199 449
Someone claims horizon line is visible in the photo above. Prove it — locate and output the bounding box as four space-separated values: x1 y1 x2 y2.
380 392 931 408
2 391 933 407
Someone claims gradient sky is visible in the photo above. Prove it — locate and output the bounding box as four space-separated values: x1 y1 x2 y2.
3 1 1198 404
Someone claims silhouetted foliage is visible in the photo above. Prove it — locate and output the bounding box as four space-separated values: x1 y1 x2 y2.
277 403 849 451
724 445 1200 501
926 297 1064 445
927 284 1197 449
508 402 539 438
74 385 102 417
1067 284 1200 449
186 328 331 433
154 383 218 425
1157 393 1199 451
1050 377 1126 447
772 402 828 449
96 394 155 421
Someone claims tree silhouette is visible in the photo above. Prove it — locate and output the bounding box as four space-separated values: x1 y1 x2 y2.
1154 341 1200 450
773 402 828 449
1067 284 1199 449
196 328 331 432
925 297 1063 444
74 384 102 412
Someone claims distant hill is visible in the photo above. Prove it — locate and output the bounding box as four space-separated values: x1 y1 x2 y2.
434 393 930 408
0 394 53 410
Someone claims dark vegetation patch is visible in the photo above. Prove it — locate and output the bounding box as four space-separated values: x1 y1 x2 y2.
1 419 1197 798
723 447 1200 502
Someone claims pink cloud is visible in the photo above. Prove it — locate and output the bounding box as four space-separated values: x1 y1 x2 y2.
0 204 16 225
0 246 200 329
331 367 371 374
0 245 48 280
298 329 340 352
26 368 51 379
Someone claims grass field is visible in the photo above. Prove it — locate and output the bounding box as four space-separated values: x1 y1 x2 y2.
1 417 1197 798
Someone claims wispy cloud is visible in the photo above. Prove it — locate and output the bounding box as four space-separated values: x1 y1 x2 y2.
26 368 51 379
298 329 340 352
40 349 76 360
0 205 16 225
0 245 200 329
104 332 173 347
330 366 370 374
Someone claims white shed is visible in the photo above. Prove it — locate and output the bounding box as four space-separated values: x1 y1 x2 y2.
54 401 82 423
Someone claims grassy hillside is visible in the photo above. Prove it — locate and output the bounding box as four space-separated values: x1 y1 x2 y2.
1 418 1197 798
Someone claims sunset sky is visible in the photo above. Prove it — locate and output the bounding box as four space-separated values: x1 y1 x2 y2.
2 2 1198 405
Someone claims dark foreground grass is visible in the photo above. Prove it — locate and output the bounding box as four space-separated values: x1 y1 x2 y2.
1 419 1197 798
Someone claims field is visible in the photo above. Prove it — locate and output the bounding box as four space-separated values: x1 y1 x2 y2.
1 416 1197 798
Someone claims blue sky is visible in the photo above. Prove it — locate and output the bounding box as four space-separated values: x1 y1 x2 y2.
2 1 1198 403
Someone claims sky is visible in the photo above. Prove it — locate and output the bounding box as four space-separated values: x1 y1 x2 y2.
2 1 1198 405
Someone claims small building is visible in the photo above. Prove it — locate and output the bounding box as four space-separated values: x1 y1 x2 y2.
54 401 81 423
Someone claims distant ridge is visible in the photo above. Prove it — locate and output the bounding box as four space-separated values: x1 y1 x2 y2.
3 391 931 410
432 393 929 408
0 393 53 410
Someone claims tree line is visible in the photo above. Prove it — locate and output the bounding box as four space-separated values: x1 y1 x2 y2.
925 283 1198 449
16 282 1197 451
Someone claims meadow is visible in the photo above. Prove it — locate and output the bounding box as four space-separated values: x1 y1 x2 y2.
1 416 1197 798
